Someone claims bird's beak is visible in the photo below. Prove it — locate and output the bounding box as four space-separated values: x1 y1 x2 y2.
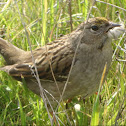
106 23 121 32
110 23 121 28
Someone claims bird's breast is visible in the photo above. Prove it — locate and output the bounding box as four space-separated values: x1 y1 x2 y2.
66 46 113 98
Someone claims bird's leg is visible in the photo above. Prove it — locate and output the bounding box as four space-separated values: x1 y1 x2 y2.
66 99 72 109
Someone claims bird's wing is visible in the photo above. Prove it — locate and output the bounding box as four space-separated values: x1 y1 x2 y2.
6 40 74 82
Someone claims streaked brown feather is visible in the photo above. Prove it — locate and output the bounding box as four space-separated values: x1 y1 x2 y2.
7 35 75 81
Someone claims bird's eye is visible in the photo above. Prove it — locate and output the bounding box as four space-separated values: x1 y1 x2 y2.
91 25 99 31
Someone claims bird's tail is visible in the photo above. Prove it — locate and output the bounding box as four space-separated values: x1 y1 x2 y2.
0 38 25 65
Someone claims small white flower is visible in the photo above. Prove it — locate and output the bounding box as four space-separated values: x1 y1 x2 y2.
6 86 11 91
74 104 81 111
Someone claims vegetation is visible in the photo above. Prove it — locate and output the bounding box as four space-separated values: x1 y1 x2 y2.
0 0 126 125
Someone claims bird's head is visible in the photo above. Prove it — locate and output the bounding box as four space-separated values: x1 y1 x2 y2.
79 17 125 49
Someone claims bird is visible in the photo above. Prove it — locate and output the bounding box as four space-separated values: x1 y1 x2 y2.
0 17 125 112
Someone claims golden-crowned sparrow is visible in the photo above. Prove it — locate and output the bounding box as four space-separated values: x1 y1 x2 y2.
0 17 125 110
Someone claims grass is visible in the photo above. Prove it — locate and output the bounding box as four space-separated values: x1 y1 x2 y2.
0 0 126 125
